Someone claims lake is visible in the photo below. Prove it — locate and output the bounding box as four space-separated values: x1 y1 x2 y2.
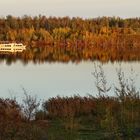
0 60 140 101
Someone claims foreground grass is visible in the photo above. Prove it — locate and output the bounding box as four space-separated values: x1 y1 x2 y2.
0 92 139 140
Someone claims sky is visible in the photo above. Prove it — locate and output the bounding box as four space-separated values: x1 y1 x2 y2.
0 0 140 18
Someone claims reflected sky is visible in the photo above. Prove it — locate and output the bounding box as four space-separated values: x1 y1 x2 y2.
0 61 140 101
0 0 140 18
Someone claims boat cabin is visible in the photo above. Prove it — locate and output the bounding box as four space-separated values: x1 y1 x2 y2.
0 42 26 52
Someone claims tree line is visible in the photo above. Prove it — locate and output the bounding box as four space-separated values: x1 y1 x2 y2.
0 15 140 62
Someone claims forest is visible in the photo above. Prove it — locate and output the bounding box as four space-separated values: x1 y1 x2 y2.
0 66 140 140
0 15 140 63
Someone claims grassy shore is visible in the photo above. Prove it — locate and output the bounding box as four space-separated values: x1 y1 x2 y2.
0 67 140 140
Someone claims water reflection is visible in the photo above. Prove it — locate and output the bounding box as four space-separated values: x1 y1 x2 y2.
0 61 139 101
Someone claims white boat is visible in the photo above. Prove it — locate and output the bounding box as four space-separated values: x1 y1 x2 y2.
0 42 26 52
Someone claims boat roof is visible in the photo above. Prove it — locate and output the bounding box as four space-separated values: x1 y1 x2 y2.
0 41 24 44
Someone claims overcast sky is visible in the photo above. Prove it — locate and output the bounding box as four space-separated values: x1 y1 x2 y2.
0 0 140 18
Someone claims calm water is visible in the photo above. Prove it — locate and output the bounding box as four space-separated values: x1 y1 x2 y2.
0 61 140 101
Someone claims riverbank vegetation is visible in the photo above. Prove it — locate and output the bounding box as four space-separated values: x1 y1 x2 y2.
0 66 140 139
0 16 140 63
